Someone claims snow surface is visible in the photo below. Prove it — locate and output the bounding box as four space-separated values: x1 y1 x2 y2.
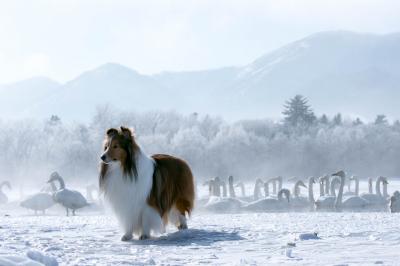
0 210 399 265
1 181 399 265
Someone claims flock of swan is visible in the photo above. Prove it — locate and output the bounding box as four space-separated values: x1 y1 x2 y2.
0 172 100 216
201 171 400 213
1 170 400 216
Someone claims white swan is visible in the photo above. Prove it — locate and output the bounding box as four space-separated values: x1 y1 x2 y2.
203 196 244 213
20 182 56 215
47 172 88 216
334 173 368 210
0 181 11 204
253 178 264 200
202 175 246 213
315 176 338 211
390 191 400 213
361 176 389 210
243 188 290 212
291 177 316 211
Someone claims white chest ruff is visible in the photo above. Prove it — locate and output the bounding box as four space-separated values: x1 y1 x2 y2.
103 151 156 234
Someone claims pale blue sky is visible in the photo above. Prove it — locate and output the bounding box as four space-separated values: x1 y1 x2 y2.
0 0 399 84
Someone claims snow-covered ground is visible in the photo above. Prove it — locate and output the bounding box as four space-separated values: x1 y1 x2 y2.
0 212 399 265
0 179 399 265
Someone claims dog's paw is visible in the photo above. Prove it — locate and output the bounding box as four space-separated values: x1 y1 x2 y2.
178 224 188 230
139 234 149 240
121 234 133 241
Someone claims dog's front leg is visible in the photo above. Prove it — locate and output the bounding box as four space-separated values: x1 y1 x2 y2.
121 231 133 241
140 205 163 240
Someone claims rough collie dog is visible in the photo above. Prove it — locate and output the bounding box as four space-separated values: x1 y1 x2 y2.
99 127 195 241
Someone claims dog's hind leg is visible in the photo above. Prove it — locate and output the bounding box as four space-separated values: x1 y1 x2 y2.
178 214 187 230
175 199 190 230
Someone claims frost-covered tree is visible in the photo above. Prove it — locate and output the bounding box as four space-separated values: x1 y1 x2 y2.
353 117 363 126
375 114 388 125
333 113 342 126
2 104 400 185
319 114 329 125
282 95 316 127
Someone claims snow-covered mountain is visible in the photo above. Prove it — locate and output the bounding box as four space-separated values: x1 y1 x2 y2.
1 31 400 121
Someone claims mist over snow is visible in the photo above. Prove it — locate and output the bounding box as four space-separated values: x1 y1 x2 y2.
1 31 400 121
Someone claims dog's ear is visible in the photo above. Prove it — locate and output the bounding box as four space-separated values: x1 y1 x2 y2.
106 128 118 137
120 126 133 140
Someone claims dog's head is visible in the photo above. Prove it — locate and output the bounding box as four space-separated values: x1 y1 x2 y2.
100 126 138 179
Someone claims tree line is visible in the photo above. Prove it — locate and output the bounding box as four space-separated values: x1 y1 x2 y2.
1 95 399 187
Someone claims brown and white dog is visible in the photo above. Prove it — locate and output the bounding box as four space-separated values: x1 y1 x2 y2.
99 127 195 241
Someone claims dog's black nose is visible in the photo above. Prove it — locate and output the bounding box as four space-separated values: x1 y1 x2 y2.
101 154 106 161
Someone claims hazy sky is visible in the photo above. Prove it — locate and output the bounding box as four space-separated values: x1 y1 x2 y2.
0 0 399 84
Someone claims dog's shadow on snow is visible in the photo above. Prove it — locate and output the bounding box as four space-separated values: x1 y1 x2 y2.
129 229 244 246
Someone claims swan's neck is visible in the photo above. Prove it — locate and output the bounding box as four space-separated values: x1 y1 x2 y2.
50 182 57 192
308 178 315 204
383 182 388 198
330 180 337 197
264 182 269 197
376 178 382 196
325 177 330 196
293 182 298 198
277 177 283 191
278 188 290 202
253 180 261 200
208 181 214 196
368 178 373 194
214 179 221 197
228 182 235 198
54 176 65 189
221 182 227 197
319 180 324 197
335 176 345 209
355 177 359 196
272 180 277 194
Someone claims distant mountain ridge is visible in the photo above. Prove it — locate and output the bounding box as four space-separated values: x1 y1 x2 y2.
1 30 400 121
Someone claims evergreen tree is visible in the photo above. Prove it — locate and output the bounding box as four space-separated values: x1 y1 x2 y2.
333 113 342 126
375 114 388 125
319 114 329 125
282 95 316 127
353 117 363 126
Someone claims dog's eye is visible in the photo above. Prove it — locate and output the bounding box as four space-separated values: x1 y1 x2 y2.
104 146 108 151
